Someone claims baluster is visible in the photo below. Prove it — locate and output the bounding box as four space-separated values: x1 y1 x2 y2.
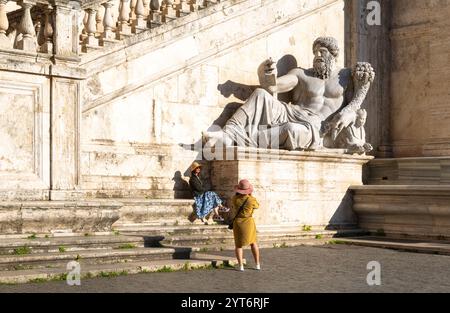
35 20 43 46
142 0 150 17
82 8 99 52
148 0 162 26
186 0 197 12
8 22 18 47
100 0 115 45
116 0 132 39
132 0 146 33
17 0 37 51
199 0 218 9
40 5 53 53
96 5 105 35
80 10 88 42
0 0 8 48
161 0 176 23
129 0 136 20
172 0 182 17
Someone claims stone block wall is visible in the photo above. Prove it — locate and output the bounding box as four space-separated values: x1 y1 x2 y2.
390 0 450 157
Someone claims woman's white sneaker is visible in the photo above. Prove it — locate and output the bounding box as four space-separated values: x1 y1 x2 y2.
255 264 261 270
236 265 244 272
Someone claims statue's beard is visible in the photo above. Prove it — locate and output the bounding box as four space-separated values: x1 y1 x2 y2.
313 57 333 79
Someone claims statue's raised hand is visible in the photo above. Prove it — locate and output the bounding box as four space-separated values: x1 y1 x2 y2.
261 58 277 94
264 58 277 76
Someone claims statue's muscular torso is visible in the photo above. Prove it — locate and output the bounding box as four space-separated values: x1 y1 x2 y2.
288 67 353 121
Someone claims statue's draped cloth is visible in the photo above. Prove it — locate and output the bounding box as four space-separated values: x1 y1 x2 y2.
223 89 322 150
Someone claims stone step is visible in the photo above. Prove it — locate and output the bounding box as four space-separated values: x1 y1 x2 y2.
0 200 122 235
0 253 241 284
188 238 333 252
0 235 145 255
116 199 195 227
337 236 450 256
0 247 191 271
149 229 367 247
117 224 364 236
115 224 230 236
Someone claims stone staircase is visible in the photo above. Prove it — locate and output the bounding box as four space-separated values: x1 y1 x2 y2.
350 157 450 240
115 223 369 250
0 195 367 284
0 232 241 284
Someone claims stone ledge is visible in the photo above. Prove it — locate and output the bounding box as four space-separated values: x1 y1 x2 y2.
0 200 122 235
350 185 450 195
205 146 373 163
338 237 450 255
367 157 450 185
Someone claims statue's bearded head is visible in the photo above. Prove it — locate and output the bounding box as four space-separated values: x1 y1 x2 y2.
312 37 339 79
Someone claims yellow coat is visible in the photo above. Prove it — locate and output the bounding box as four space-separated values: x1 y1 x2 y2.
231 194 259 247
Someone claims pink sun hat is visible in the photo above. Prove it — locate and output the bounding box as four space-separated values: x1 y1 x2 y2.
234 179 254 195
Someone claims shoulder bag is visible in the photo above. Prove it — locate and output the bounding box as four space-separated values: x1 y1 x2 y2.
228 197 249 230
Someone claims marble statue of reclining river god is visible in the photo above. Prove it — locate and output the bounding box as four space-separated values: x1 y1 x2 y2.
203 36 375 155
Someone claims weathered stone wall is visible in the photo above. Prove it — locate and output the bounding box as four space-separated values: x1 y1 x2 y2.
390 0 450 157
80 0 347 198
345 0 392 158
0 71 51 200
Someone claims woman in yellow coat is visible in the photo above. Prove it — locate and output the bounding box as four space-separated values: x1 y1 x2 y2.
231 179 260 271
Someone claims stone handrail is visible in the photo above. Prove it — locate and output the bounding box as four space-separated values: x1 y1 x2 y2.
0 0 221 57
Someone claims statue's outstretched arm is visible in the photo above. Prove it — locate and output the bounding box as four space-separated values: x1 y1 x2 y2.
330 62 375 139
342 62 375 114
267 72 299 94
261 58 299 94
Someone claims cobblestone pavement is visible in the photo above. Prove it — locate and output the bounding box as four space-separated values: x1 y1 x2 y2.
1 245 449 293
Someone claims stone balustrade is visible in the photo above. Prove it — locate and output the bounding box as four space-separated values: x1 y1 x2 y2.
0 0 221 56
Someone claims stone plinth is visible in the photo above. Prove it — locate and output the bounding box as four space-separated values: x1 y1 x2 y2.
0 200 121 234
210 147 373 228
351 185 450 240
366 157 450 185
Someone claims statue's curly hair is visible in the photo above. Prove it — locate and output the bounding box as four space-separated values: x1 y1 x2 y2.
313 37 339 58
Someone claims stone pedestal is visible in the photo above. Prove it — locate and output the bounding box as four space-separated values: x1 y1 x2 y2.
210 147 373 228
17 36 36 51
115 23 132 40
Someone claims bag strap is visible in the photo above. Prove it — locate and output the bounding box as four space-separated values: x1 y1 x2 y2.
231 197 249 224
